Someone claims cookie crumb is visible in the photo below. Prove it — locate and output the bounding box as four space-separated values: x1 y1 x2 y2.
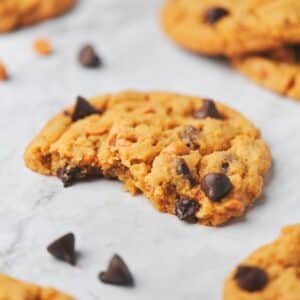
33 38 53 56
0 63 8 81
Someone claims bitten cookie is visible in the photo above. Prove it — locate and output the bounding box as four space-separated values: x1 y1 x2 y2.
224 224 300 299
161 0 300 57
233 46 300 101
24 91 271 226
0 274 73 299
0 0 75 33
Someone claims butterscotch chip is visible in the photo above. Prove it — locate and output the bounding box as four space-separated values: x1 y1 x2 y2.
224 224 300 299
24 91 272 226
0 273 73 299
33 38 53 56
0 63 8 81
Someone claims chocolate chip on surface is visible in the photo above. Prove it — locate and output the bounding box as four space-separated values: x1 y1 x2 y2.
180 125 200 150
78 44 101 68
47 233 76 266
175 199 200 223
201 173 232 201
234 265 268 292
176 158 197 186
194 99 222 119
72 96 99 122
204 7 229 24
99 254 134 287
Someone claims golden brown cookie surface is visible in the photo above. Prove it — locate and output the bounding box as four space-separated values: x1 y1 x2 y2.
0 0 75 32
24 91 271 226
0 274 73 299
161 0 300 57
233 46 300 101
224 224 300 299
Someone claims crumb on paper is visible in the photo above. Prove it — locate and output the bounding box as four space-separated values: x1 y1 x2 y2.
33 38 53 56
0 63 8 81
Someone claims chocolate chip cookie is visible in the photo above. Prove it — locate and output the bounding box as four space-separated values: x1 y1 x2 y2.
24 91 271 226
0 274 73 299
161 0 300 56
224 224 300 299
0 0 75 33
233 46 300 101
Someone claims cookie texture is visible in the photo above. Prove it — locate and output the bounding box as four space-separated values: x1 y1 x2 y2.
224 224 300 299
24 91 271 226
0 274 73 299
0 0 75 33
233 46 300 101
161 0 300 56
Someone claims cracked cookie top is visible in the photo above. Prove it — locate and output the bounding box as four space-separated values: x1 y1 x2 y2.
161 0 300 56
24 91 271 226
233 46 300 101
0 0 75 32
224 224 300 299
0 274 73 299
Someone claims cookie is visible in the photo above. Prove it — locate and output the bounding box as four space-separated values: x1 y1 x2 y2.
24 91 271 226
0 274 73 299
161 0 300 57
0 0 75 33
224 224 300 299
233 46 300 101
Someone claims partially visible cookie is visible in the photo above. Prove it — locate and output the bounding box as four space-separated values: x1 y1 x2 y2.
233 46 300 101
0 0 75 33
0 274 73 299
161 0 300 56
24 91 271 226
224 224 300 299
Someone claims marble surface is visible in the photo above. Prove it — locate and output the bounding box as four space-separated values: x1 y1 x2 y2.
0 0 300 299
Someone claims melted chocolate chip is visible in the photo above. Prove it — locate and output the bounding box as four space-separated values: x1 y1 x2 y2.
99 255 134 287
176 158 197 187
201 173 232 201
175 199 200 223
234 266 268 292
180 125 200 150
72 96 100 122
221 161 230 172
57 166 101 187
47 233 76 266
194 99 222 119
78 44 101 68
204 7 229 24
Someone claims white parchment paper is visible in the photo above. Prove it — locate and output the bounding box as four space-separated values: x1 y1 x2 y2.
0 0 299 299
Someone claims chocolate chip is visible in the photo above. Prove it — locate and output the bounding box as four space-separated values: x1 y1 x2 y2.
234 266 268 292
78 44 101 68
99 254 134 287
175 199 200 223
176 158 197 187
47 233 76 266
180 125 200 150
221 161 230 172
201 173 232 201
204 7 229 24
72 96 100 122
57 166 102 187
194 99 222 119
57 166 81 187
